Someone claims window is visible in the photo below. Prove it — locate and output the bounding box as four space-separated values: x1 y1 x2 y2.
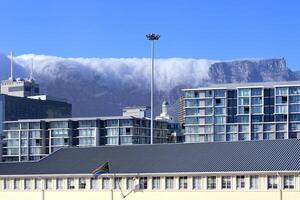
250 176 259 189
238 89 250 97
207 176 216 190
56 178 64 190
114 177 122 190
290 96 300 103
205 99 213 106
3 179 10 190
179 176 188 189
90 178 99 189
126 177 134 190
14 178 21 190
102 178 110 189
214 117 225 124
152 177 160 190
139 177 147 190
215 98 225 106
276 105 288 114
205 107 213 115
276 87 288 95
267 176 278 189
251 106 262 114
252 88 262 96
239 106 250 114
67 178 75 190
215 125 225 133
239 97 249 105
221 176 231 189
45 178 52 190
24 179 31 190
79 178 86 189
192 176 201 190
236 176 245 189
290 87 300 94
284 176 294 189
215 107 225 115
35 179 42 190
214 90 225 97
205 90 213 97
165 177 174 190
239 125 249 133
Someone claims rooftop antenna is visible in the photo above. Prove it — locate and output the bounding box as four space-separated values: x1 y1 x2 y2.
30 57 34 81
9 51 14 80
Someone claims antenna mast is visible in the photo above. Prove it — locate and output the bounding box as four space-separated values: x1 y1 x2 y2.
30 57 34 81
10 51 14 80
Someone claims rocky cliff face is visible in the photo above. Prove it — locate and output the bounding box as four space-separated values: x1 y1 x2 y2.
208 58 297 83
1 54 299 120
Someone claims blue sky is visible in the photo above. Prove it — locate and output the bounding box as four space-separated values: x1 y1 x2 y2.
1 0 300 69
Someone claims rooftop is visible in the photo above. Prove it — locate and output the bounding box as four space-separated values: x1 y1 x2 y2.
1 139 300 176
4 115 165 123
183 80 300 91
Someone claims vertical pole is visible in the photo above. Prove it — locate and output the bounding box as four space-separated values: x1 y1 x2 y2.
10 51 14 80
42 189 45 200
150 40 155 145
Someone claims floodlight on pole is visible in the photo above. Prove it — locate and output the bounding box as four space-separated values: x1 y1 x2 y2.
146 33 160 145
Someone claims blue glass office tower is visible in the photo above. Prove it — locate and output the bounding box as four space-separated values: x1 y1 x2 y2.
183 81 300 143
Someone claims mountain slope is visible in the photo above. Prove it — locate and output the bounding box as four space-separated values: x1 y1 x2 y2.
0 54 299 120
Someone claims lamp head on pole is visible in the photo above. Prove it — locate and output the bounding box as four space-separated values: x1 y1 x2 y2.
146 33 160 41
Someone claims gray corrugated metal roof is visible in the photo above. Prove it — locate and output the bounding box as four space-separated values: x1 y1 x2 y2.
1 139 300 175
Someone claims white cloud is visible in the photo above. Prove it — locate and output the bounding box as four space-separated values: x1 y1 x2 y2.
14 54 215 91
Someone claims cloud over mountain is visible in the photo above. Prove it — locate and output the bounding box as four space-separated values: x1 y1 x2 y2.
14 54 214 92
1 53 299 119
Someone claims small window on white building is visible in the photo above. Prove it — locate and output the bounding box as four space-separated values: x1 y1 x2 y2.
207 176 216 190
67 178 75 190
3 179 12 190
192 176 201 190
152 177 160 190
139 177 148 190
56 178 64 190
14 178 21 190
45 178 52 190
221 176 231 189
34 179 42 190
126 177 134 190
114 177 122 190
79 178 86 189
236 176 245 189
165 177 174 190
24 179 32 190
284 176 294 189
90 178 99 190
179 176 188 189
267 176 278 189
250 176 259 189
102 178 110 190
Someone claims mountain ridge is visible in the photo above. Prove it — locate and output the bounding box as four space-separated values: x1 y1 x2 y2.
1 54 299 120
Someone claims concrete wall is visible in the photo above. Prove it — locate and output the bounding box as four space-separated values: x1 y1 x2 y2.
0 190 300 200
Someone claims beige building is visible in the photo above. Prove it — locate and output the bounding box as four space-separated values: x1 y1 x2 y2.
0 139 300 200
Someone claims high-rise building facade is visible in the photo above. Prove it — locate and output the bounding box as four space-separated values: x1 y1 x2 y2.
0 79 40 98
2 116 170 162
177 96 185 125
183 81 300 143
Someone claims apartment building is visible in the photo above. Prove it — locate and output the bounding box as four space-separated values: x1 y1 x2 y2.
2 116 170 162
183 81 300 143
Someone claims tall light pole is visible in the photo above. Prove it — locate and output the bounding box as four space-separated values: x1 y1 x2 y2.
146 33 160 145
